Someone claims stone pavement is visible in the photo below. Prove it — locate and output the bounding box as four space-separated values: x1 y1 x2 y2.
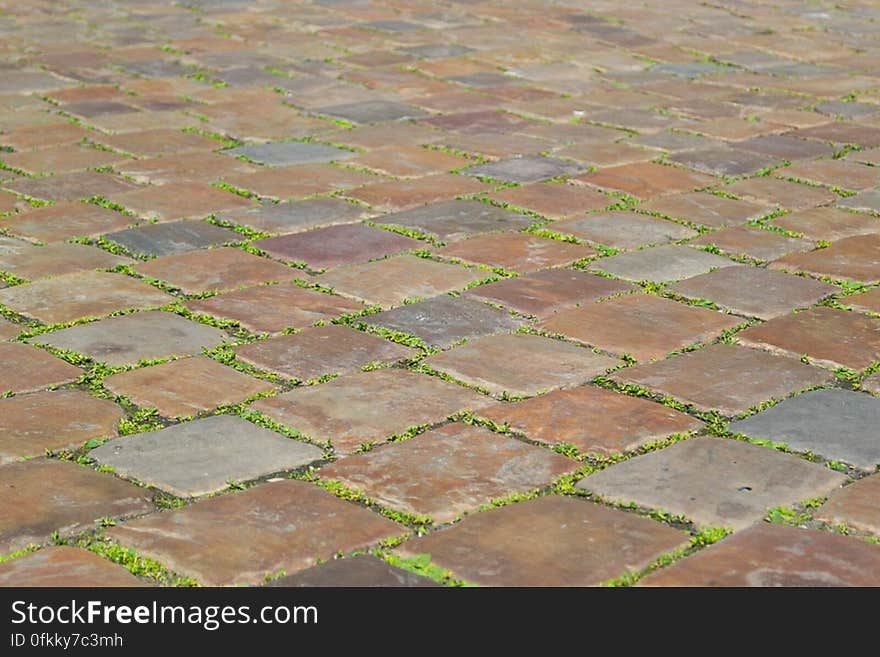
0 0 879 588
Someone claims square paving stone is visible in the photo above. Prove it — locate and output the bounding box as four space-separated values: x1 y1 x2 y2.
589 244 736 283
373 199 535 242
778 159 880 191
424 333 617 396
103 220 240 257
223 164 378 200
816 474 880 536
668 147 778 176
395 495 689 586
224 141 356 166
542 293 741 362
669 266 837 320
319 255 486 308
94 128 218 158
320 423 577 523
103 357 274 418
552 141 655 169
110 182 256 222
0 459 153 555
640 523 880 586
737 306 880 370
437 233 594 273
186 284 362 334
837 189 880 214
488 183 611 218
0 343 82 395
251 369 486 453
770 234 880 283
574 162 716 198
735 133 836 160
235 325 416 381
845 287 880 314
722 176 837 210
464 156 584 184
135 247 297 294
610 343 834 416
0 389 122 464
479 385 702 456
0 202 133 243
117 151 259 186
641 192 771 229
316 100 428 124
464 269 633 319
552 211 697 250
730 389 880 470
771 207 880 242
578 437 846 530
361 295 524 349
0 242 130 280
30 311 228 367
90 415 323 497
268 554 436 587
2 143 128 175
107 480 402 586
349 145 469 178
3 172 139 203
0 546 144 587
689 226 813 261
221 198 368 235
0 271 174 324
345 173 488 211
254 224 420 270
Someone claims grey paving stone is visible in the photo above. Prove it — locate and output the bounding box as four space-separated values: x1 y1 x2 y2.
836 189 880 214
816 100 880 119
729 389 880 470
224 141 356 166
669 147 779 176
449 72 517 87
401 44 474 59
464 156 584 183
360 20 423 32
316 100 428 124
268 554 437 587
374 199 534 241
652 62 727 78
222 198 367 234
103 220 239 256
589 244 736 282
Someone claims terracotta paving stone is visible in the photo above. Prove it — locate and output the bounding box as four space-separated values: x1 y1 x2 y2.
251 369 486 453
0 271 173 324
722 176 838 210
0 546 145 587
543 293 740 361
321 422 578 523
318 255 485 308
668 147 779 177
316 100 428 124
3 171 139 203
689 226 813 261
104 220 239 257
2 143 128 175
349 145 469 178
0 202 133 243
421 109 532 134
552 211 697 250
255 224 419 270
0 123 94 150
770 234 880 283
573 162 716 199
318 124 444 151
107 480 402 586
135 247 297 295
778 159 880 191
0 190 21 214
797 122 880 147
464 156 584 184
552 141 655 168
669 266 837 320
0 343 81 395
222 198 368 235
103 357 274 418
373 199 534 241
816 474 880 535
837 190 880 214
235 325 415 381
396 496 689 586
770 207 880 241
0 242 130 280
641 192 771 229
736 306 880 371
30 311 227 367
110 182 256 221
735 133 836 160
268 555 436 588
844 287 880 314
488 183 611 219
434 132 549 160
610 343 834 416
94 129 218 157
225 164 380 200
0 318 20 341
589 244 736 283
578 437 846 530
116 152 260 185
0 389 123 464
0 459 153 555
464 269 632 318
436 232 593 273
345 173 487 211
640 523 880 587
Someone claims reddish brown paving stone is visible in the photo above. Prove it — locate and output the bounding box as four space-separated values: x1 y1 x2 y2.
221 198 369 236
110 182 256 221
434 132 548 160
816 474 880 535
844 287 880 314
3 171 139 203
641 192 771 229
267 554 437 587
349 145 469 177
488 182 611 218
689 226 813 261
251 369 486 453
552 211 697 250
235 325 415 381
640 523 880 586
573 162 716 198
0 459 153 554
542 294 740 361
722 176 838 210
770 207 880 241
0 190 21 214
464 269 633 318
372 199 534 242
0 242 130 280
93 128 219 157
736 306 880 371
553 141 655 168
0 546 146 587
424 333 617 397
319 124 444 150
320 423 577 523
0 343 81 395
2 144 127 175
610 343 833 416
796 122 880 147
669 266 837 320
117 152 260 185
0 317 21 341
103 357 274 418
0 271 173 323
777 159 880 191
735 133 837 160
578 437 846 530
395 495 690 587
345 173 487 211
770 234 880 283
0 123 94 150
223 164 379 200
0 202 133 243
479 385 702 456
135 247 297 295
436 233 594 273
0 389 123 464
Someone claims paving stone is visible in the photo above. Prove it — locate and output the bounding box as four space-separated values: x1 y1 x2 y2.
864 373 880 396
402 43 474 59
104 220 239 257
268 555 436 587
224 141 356 166
837 189 880 214
93 128 218 157
553 211 697 250
0 123 93 150
225 164 378 200
816 474 880 536
488 182 612 218
641 192 771 229
107 480 402 585
770 234 880 283
251 369 486 453
690 226 813 261
735 133 836 160
778 159 880 191
221 198 367 235
770 207 880 241
90 415 323 497
321 423 576 523
578 437 846 530
0 317 20 341
236 325 415 381
316 100 428 124
668 146 778 176
0 546 145 587
103 357 274 418
0 459 153 555
464 156 584 184
437 232 594 273
346 173 487 211
610 343 833 416
319 255 485 308
0 242 130 280
0 389 122 464
641 523 880 586
722 176 838 210
2 143 128 175
575 162 716 198
552 141 655 168
4 171 139 203
0 343 82 395
669 266 837 319
0 271 173 324
117 151 259 185
0 202 133 243
737 306 880 370
845 287 880 314
349 145 468 178
396 495 689 586
30 311 227 367
589 244 736 283
796 122 880 147
110 182 255 222
373 199 534 241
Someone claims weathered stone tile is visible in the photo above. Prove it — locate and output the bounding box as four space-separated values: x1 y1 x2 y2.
0 317 21 341
437 233 594 273
94 128 217 157
0 546 144 587
396 496 689 586
0 123 93 150
221 198 367 235
224 141 356 165
488 182 611 218
837 189 880 214
110 182 256 221
770 207 880 241
4 171 139 203
349 145 468 178
464 156 584 183
578 437 846 530
117 151 259 186
0 202 133 243
589 244 736 283
770 234 880 283
373 199 534 241
844 287 880 314
574 162 716 198
552 211 697 250
268 554 436 587
2 143 127 175
0 343 81 395
690 226 813 261
722 176 837 210
777 159 880 191
642 192 771 229
107 480 402 585
0 242 130 280
345 173 487 211
552 141 654 168
421 110 533 134
316 100 428 124
736 133 836 160
668 147 778 176
816 474 880 536
104 220 239 257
